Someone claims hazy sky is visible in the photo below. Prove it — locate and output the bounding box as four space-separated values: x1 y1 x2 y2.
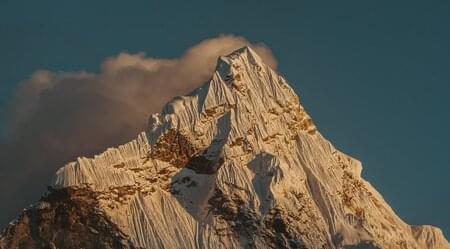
0 0 449 238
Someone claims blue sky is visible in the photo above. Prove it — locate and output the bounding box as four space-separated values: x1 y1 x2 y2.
0 0 449 237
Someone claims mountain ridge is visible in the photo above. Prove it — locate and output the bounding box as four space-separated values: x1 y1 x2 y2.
1 46 448 249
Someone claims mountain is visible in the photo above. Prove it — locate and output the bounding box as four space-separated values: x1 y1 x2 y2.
1 47 448 249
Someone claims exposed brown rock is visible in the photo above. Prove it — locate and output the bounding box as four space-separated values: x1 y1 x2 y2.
0 187 135 249
152 129 199 168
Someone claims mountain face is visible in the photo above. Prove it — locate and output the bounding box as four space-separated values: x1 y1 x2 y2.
1 47 448 249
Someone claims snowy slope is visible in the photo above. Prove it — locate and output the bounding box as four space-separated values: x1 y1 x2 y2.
1 46 449 249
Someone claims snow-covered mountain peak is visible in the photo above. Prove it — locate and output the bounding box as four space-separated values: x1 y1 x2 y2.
1 47 448 249
217 45 264 68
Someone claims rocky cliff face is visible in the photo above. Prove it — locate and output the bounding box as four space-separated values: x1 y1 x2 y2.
1 47 448 249
0 187 135 249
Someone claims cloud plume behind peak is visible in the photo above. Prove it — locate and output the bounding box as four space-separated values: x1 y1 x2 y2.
0 34 277 227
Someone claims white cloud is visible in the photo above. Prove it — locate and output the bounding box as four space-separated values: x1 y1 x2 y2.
0 35 278 226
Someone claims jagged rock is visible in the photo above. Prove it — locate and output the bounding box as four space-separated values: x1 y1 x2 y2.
0 187 135 249
1 46 448 249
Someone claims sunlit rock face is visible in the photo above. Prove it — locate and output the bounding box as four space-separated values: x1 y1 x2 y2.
1 47 449 249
